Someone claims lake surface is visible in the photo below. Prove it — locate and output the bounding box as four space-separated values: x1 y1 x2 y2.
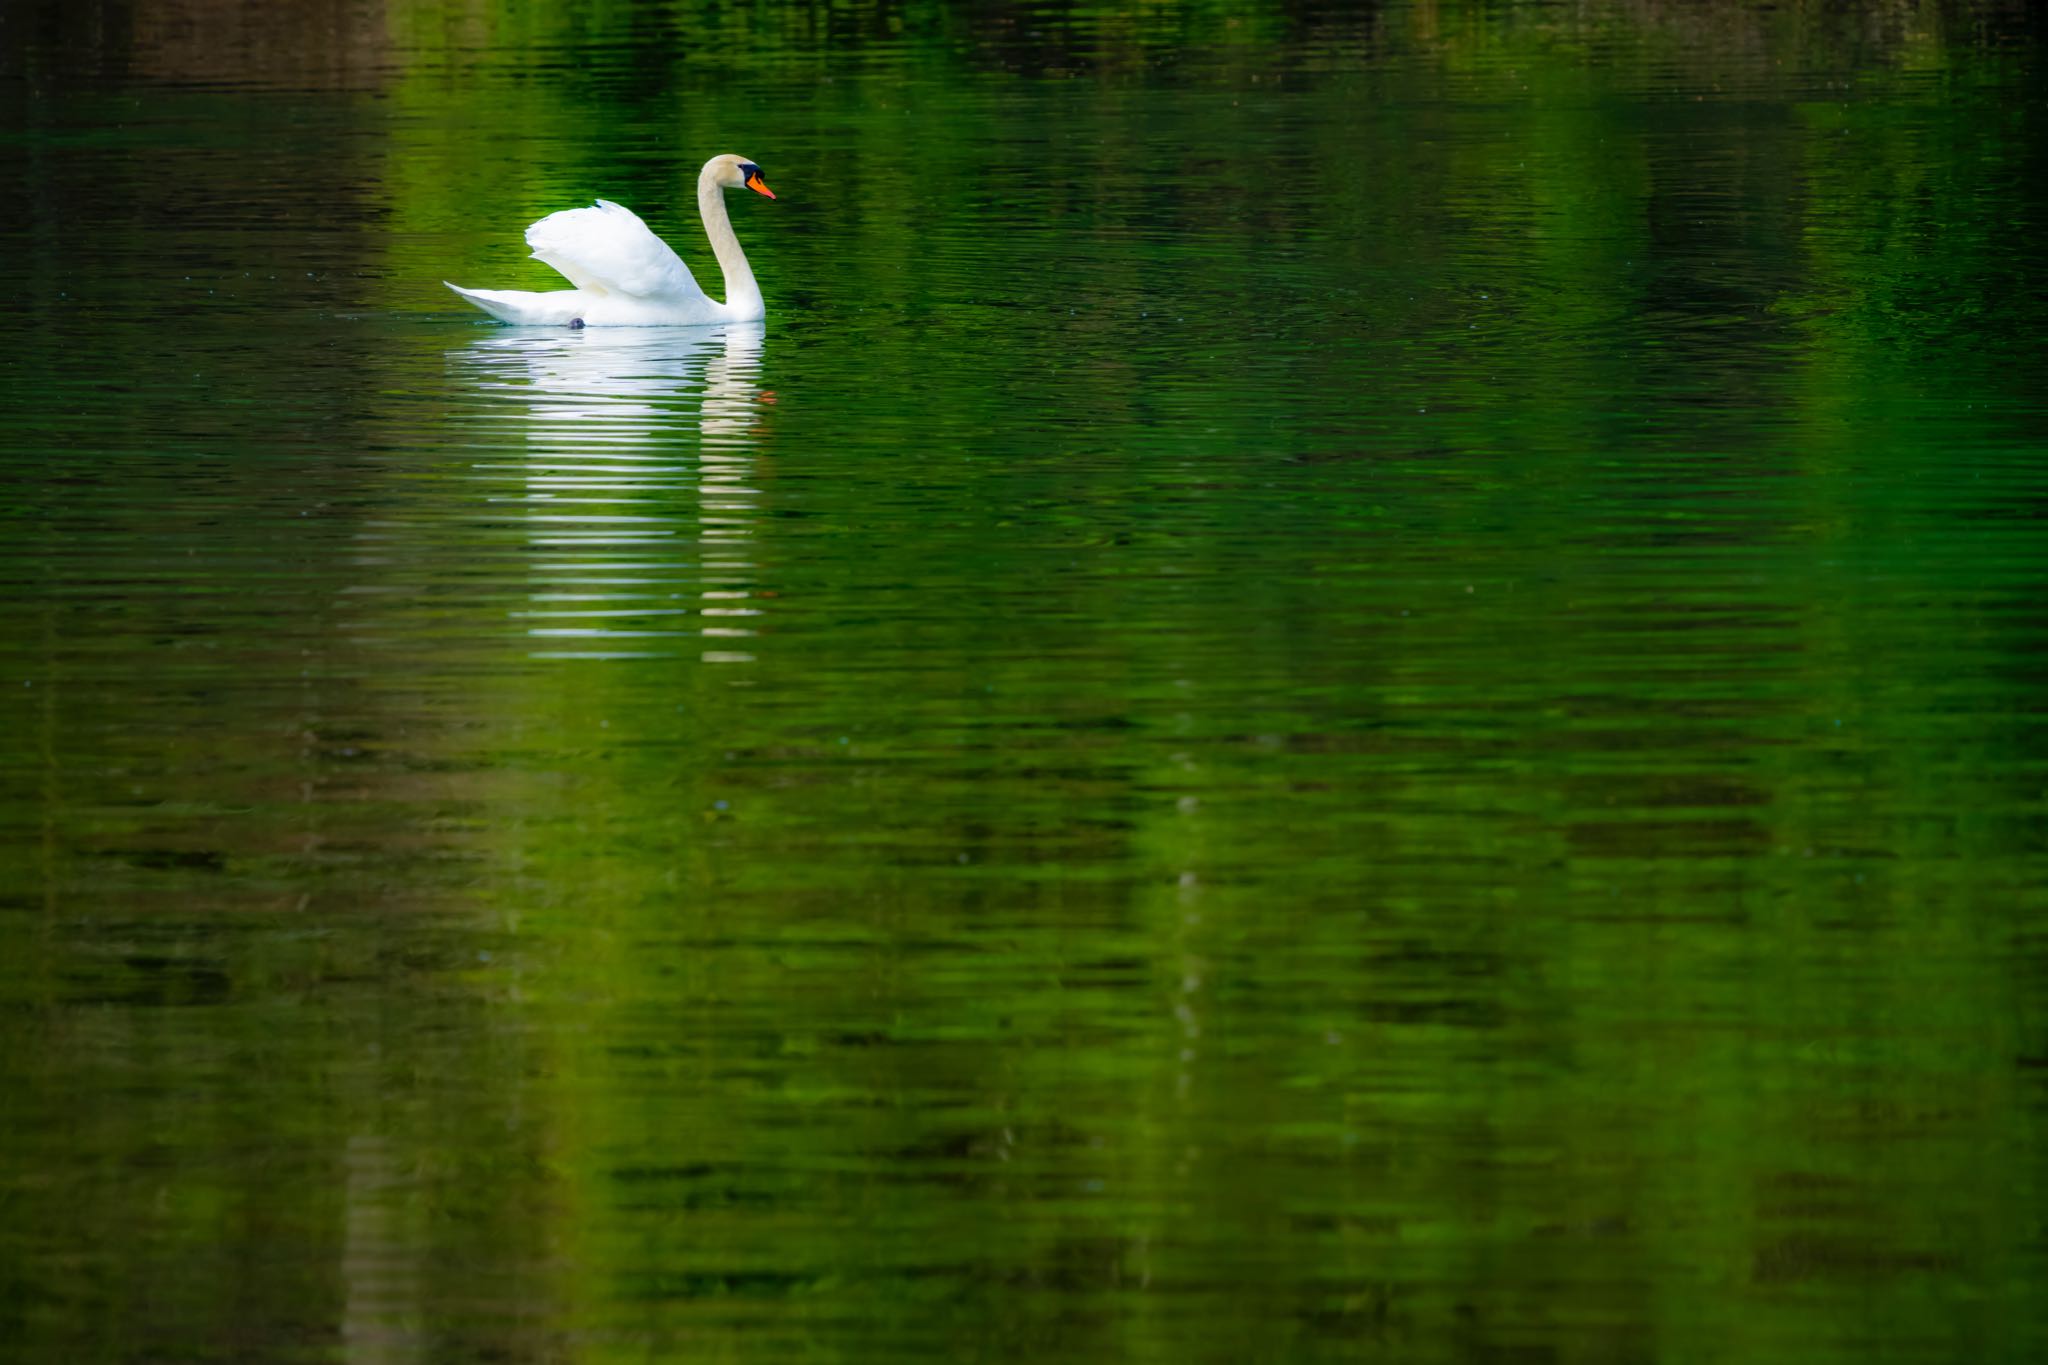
4 1 2047 1360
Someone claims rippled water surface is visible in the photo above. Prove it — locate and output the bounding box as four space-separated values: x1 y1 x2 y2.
4 2 2047 1361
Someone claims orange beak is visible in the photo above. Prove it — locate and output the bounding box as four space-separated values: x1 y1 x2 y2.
746 172 776 199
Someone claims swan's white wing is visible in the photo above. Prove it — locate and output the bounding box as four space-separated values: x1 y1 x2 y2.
524 199 704 301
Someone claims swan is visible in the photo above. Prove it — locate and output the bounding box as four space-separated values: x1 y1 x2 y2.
446 154 776 327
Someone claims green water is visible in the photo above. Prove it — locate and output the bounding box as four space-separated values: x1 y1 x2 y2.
4 1 2047 1360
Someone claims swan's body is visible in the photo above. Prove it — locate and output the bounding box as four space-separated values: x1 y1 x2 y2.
447 154 775 327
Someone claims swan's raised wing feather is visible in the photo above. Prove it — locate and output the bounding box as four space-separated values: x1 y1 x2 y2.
524 199 703 301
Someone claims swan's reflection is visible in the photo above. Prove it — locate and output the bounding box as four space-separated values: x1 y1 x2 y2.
451 325 766 662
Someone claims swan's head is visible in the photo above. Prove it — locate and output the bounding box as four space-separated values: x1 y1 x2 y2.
706 154 776 200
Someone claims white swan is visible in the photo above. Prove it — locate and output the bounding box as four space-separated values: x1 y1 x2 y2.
446 154 776 327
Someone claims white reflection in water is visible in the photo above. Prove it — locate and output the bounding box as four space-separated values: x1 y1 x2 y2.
451 325 766 662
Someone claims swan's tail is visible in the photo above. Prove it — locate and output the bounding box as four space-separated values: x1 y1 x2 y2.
444 281 584 326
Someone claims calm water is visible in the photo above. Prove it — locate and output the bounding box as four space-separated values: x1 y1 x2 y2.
4 1 2047 1361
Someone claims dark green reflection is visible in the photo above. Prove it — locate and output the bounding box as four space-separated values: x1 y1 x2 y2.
2 2 2046 1362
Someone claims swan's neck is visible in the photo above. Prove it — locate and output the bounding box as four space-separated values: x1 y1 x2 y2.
698 168 762 319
